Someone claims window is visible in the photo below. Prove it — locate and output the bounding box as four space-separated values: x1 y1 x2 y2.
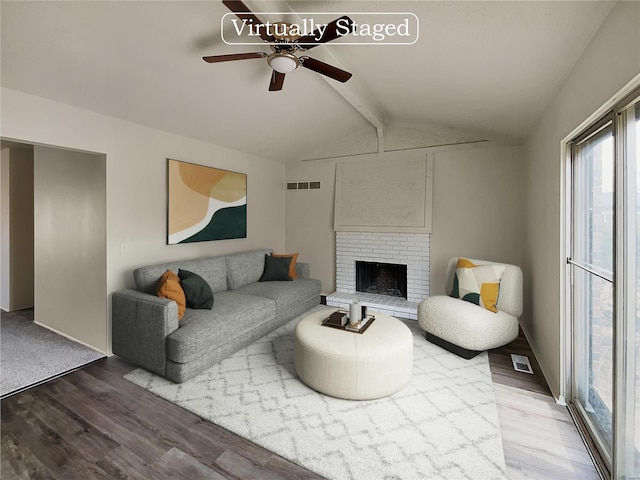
566 88 640 478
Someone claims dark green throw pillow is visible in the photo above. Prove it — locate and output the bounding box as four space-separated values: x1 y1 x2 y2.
259 254 292 282
178 269 214 309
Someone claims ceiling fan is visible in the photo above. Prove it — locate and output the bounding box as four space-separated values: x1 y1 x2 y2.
203 0 354 91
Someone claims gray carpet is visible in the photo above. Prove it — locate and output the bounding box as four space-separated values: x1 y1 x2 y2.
1 309 105 398
126 305 507 480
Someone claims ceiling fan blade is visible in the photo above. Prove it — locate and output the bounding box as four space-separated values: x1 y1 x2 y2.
203 52 266 63
295 16 354 49
222 0 276 42
269 71 285 91
300 57 352 83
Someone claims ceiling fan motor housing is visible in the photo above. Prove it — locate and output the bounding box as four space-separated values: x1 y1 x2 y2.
267 52 300 73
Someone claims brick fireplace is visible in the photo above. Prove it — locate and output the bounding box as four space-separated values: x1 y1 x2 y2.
326 232 430 319
356 261 408 298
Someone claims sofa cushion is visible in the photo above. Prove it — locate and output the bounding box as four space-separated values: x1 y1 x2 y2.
226 249 272 289
156 270 186 319
271 252 299 279
259 254 292 282
166 291 276 363
178 269 213 309
235 278 321 315
135 256 227 295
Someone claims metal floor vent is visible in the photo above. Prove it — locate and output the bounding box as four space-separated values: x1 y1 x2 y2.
511 354 534 374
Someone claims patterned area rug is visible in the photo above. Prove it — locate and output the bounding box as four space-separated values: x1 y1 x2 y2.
125 305 506 480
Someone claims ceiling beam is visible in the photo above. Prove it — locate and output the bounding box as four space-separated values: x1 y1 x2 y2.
326 76 386 155
247 0 388 154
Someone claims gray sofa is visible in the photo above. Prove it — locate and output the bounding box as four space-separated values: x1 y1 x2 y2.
112 249 321 383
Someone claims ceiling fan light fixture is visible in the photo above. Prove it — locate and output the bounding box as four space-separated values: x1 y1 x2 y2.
207 3 354 91
267 52 299 73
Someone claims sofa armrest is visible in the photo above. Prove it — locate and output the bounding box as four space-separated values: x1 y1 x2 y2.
112 289 180 377
296 262 310 279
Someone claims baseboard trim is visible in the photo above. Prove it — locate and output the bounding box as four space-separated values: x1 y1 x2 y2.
519 322 563 404
34 321 105 355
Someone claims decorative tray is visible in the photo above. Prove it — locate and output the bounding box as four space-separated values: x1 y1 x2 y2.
321 310 376 335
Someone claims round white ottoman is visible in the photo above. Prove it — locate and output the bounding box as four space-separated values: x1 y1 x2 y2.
293 309 413 400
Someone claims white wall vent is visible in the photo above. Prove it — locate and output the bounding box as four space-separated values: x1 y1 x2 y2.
286 181 321 191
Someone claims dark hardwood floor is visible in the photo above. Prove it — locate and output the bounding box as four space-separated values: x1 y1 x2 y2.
1 327 598 479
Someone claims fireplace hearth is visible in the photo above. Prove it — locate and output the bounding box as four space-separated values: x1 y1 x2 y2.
356 261 408 299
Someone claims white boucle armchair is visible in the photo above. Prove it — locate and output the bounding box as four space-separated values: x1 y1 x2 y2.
418 257 523 359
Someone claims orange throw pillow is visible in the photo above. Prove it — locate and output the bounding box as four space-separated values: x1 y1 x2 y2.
271 253 299 279
156 269 186 319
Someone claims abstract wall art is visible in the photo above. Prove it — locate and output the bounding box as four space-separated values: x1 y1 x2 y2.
167 159 247 244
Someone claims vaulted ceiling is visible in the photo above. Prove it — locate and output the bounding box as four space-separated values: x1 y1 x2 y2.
1 1 614 162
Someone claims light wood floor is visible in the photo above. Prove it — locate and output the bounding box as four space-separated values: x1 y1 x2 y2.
489 331 600 480
1 322 599 479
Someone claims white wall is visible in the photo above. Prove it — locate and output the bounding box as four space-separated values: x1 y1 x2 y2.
523 1 640 399
285 144 525 295
0 146 35 311
9 147 34 310
1 87 286 353
0 149 10 310
430 145 525 294
34 146 106 351
285 160 337 294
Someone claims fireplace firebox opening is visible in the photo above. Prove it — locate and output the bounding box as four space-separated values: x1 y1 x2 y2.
355 261 408 299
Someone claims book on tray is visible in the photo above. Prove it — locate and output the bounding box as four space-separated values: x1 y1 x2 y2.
324 311 347 327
